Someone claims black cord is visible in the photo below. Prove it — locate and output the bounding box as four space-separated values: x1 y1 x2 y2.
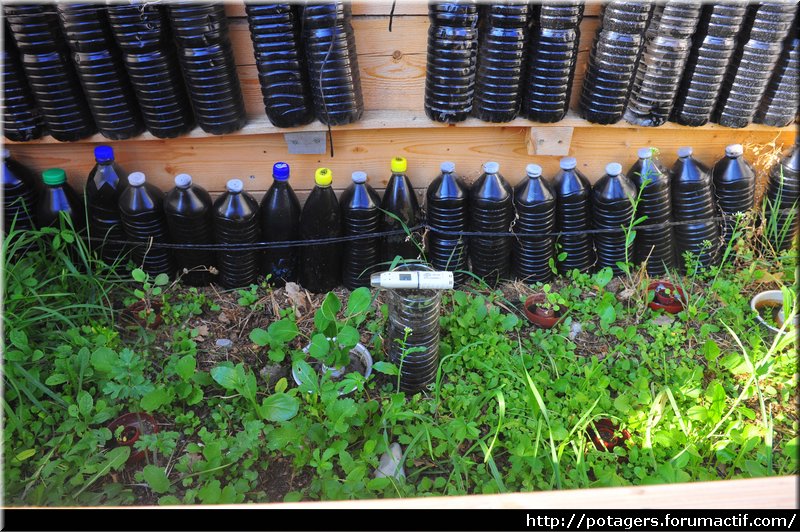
388 0 397 32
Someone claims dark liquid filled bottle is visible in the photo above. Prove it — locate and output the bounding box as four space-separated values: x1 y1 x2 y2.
523 4 582 123
118 171 174 276
469 161 513 286
299 168 342 293
3 149 39 234
85 145 128 265
426 161 469 286
341 171 382 289
260 162 301 286
627 147 674 275
552 156 594 273
754 30 800 128
302 2 364 126
671 3 747 127
592 162 636 276
107 1 195 139
712 144 756 245
473 2 529 123
425 1 479 123
380 157 422 264
37 168 85 231
245 3 315 128
57 3 144 140
579 2 652 125
513 163 556 283
763 143 800 251
168 2 247 135
213 179 261 289
2 28 44 142
670 146 721 271
165 173 215 286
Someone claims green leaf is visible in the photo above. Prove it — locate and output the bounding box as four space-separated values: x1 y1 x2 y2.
337 325 360 348
598 300 616 328
198 480 221 504
77 390 93 417
346 287 371 317
260 393 299 422
210 366 238 390
274 377 288 393
325 398 357 433
141 388 171 412
594 267 614 288
154 273 170 286
90 347 119 373
309 333 330 360
500 313 519 331
132 268 147 283
249 328 270 346
175 355 196 381
292 360 318 395
45 374 69 386
15 449 36 462
159 495 181 506
703 340 720 362
373 361 398 376
142 465 171 494
267 318 299 344
321 291 341 321
9 329 28 350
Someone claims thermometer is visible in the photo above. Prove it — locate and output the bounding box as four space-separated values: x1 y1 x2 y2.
370 271 454 290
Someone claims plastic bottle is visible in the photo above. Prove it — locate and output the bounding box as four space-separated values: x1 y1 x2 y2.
763 143 800 251
107 2 195 139
3 4 64 54
592 162 636 276
165 174 215 286
299 168 342 293
341 171 382 289
425 1 479 123
626 147 674 275
168 2 247 135
754 30 800 127
37 168 84 231
579 2 653 124
513 164 556 282
469 161 513 285
380 157 422 264
57 3 144 140
624 2 702 127
85 145 128 265
260 162 301 286
714 3 796 128
2 149 39 234
302 2 364 126
712 144 756 245
2 28 44 142
212 179 261 289
552 156 594 274
118 171 174 276
670 146 721 271
473 2 529 123
426 161 469 286
245 3 315 128
671 3 747 127
523 5 582 123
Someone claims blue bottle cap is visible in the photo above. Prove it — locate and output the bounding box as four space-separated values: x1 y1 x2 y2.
677 146 693 158
273 162 290 181
560 157 577 170
94 145 114 163
441 161 456 173
606 163 623 176
638 147 653 159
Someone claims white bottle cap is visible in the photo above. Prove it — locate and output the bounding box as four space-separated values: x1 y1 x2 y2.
174 173 193 188
483 161 500 174
560 157 577 170
128 172 146 186
226 179 244 193
606 162 623 176
677 146 693 158
352 171 367 184
526 164 542 178
726 144 743 157
638 147 653 159
440 161 456 173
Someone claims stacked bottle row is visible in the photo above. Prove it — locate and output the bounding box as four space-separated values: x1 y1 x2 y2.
426 1 584 124
580 2 798 128
5 145 798 291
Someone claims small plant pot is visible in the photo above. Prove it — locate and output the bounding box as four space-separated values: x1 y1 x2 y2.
750 290 797 333
121 300 163 329
293 342 373 395
107 412 159 466
587 418 631 452
647 281 685 314
523 294 564 329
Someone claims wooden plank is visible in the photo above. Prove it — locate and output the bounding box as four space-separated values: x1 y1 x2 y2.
527 126 574 156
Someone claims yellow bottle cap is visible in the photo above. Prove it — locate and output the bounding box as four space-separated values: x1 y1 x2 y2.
390 156 407 173
315 167 332 186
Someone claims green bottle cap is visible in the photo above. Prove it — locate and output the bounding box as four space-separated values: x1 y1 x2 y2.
42 168 67 186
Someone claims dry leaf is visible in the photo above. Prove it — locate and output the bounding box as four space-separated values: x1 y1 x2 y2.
218 312 230 324
285 282 306 314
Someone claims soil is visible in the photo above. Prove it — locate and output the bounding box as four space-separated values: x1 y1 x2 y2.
259 457 313 503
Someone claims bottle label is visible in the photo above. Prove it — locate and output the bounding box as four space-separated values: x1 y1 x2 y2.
370 271 454 290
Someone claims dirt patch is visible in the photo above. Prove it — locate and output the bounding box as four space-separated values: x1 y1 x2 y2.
259 458 312 503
